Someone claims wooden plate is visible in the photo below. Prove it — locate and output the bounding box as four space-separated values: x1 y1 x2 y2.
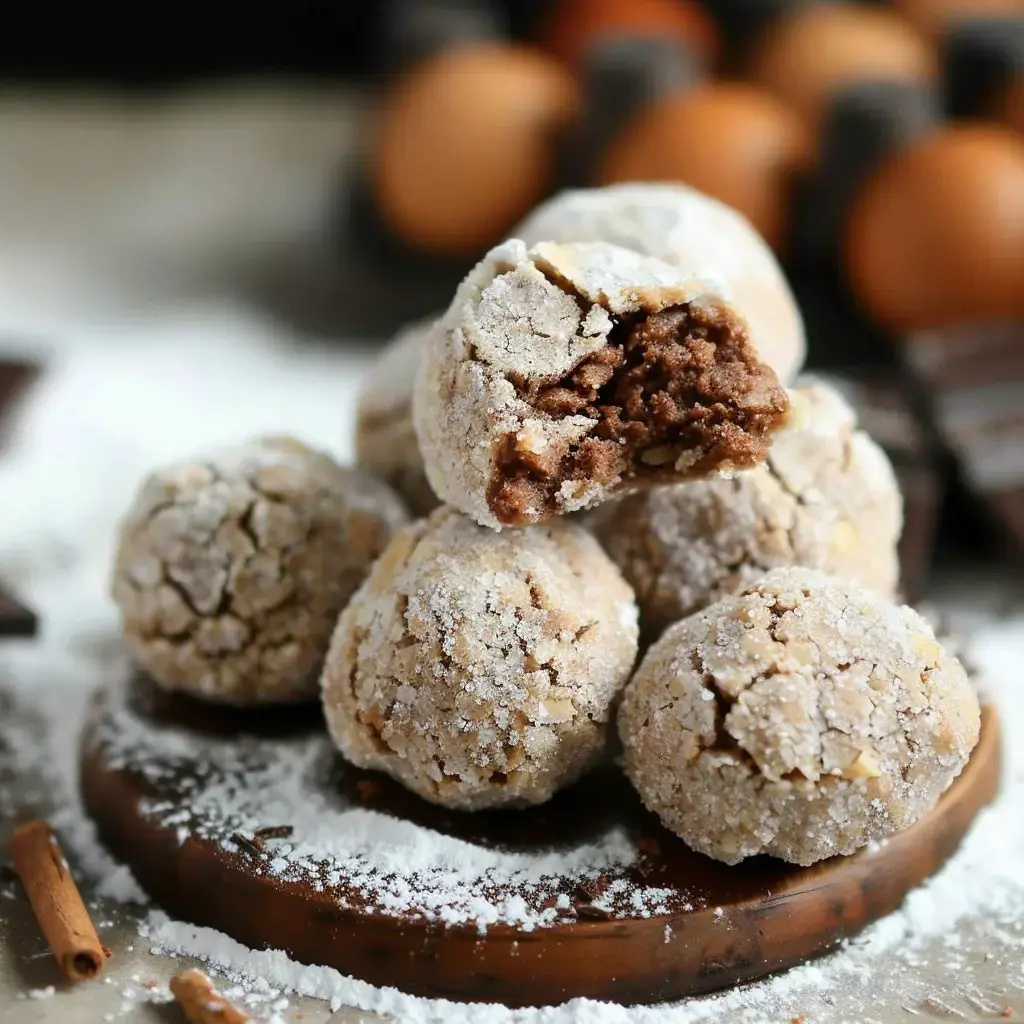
80 674 1000 1009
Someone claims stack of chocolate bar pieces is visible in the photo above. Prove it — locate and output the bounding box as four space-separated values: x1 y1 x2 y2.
905 321 1024 562
812 317 1024 602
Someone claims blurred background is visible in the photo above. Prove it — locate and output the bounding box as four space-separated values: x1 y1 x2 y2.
0 0 1023 606
0 0 1019 338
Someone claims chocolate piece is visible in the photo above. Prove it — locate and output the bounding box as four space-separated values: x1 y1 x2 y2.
0 585 36 639
941 15 1024 119
0 356 39 448
557 36 701 188
378 0 506 73
0 357 40 639
814 369 943 602
904 321 1024 556
0 359 37 416
791 80 939 267
699 0 810 52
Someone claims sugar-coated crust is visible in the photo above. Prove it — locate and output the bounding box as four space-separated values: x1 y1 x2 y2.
413 238 788 529
321 507 639 811
591 383 903 638
355 316 441 517
618 567 981 866
514 182 806 384
111 437 409 704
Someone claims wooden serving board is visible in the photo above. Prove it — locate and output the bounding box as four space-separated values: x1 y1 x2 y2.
80 674 1000 1009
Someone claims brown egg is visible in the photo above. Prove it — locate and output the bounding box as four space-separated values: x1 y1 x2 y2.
748 3 936 131
371 44 579 257
598 82 811 252
894 0 1024 38
540 0 720 70
844 125 1024 331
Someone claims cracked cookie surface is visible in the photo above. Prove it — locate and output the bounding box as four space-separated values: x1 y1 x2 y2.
413 238 790 529
591 383 903 639
618 567 981 865
514 182 806 384
111 437 409 704
355 316 440 517
321 506 639 811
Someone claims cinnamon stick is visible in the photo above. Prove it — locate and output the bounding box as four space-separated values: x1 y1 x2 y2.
9 819 107 982
170 969 251 1024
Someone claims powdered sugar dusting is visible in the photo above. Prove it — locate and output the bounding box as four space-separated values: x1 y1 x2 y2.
1 330 1022 1022
514 183 806 384
322 507 639 812
86 672 675 933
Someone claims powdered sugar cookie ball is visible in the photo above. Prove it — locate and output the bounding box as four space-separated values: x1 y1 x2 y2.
619 568 980 866
413 237 790 530
355 316 440 517
514 182 806 384
321 506 639 810
112 437 410 704
591 383 902 639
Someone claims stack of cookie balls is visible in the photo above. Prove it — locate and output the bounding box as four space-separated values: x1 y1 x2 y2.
110 183 981 867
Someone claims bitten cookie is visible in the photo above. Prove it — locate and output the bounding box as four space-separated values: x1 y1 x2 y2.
413 238 791 529
111 437 409 704
618 568 981 866
591 382 903 639
321 506 639 810
355 316 440 517
514 182 806 384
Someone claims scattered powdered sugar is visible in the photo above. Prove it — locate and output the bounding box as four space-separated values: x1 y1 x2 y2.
2 330 1023 1022
17 986 57 1000
87 672 670 932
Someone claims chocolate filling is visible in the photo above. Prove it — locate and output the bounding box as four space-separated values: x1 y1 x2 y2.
487 304 790 527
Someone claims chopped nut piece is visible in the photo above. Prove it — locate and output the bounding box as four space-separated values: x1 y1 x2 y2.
843 748 883 779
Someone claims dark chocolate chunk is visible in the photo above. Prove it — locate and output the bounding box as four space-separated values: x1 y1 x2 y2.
698 0 812 52
378 0 507 74
0 359 37 413
904 321 1024 556
941 15 1024 119
814 369 943 602
0 357 40 640
557 36 701 189
0 585 37 639
0 357 40 447
791 80 940 267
